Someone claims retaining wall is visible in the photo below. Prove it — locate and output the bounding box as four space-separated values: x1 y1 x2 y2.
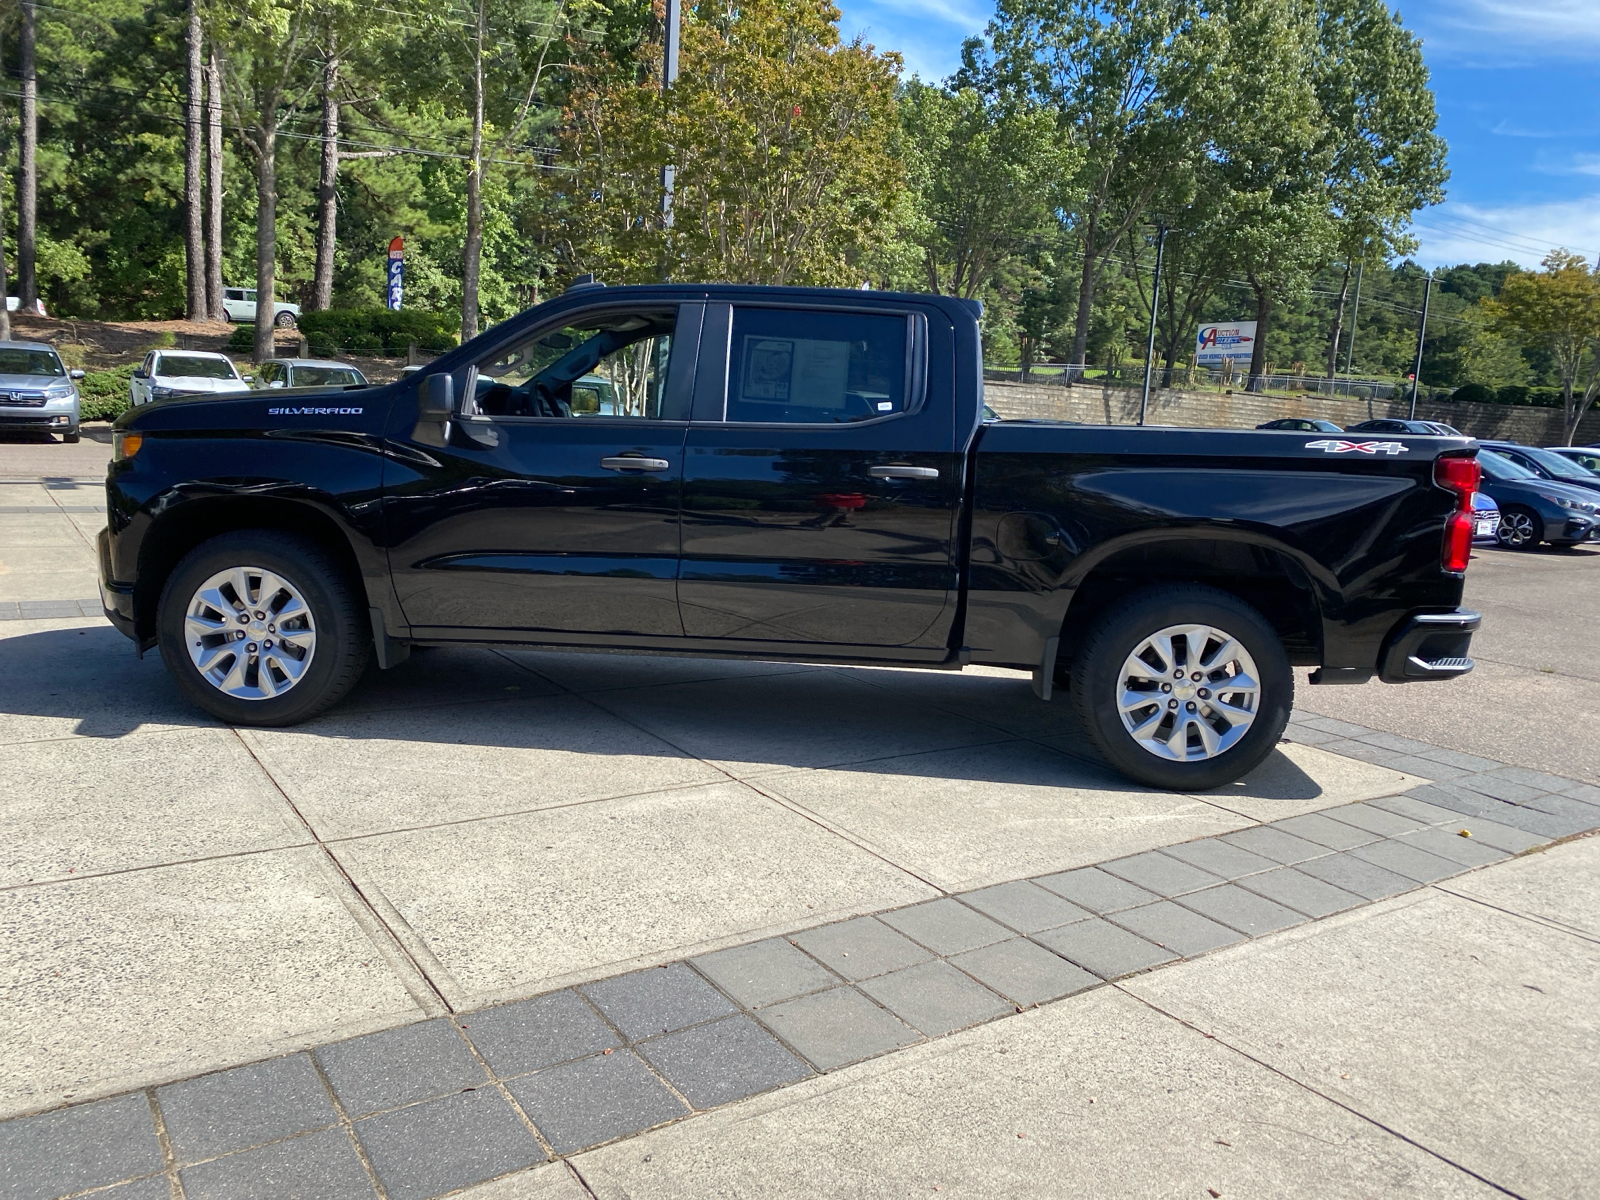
983 379 1600 446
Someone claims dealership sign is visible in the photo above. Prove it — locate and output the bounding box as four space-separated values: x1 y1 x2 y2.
1195 322 1256 366
386 236 404 310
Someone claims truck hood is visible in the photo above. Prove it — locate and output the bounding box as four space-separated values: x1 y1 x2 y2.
152 375 251 394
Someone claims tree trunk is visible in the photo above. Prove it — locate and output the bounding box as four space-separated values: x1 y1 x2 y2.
460 0 486 342
184 0 207 319
252 113 278 364
18 0 38 310
1247 282 1272 392
312 33 339 311
1067 219 1099 382
0 28 10 347
1325 262 1350 380
206 49 225 319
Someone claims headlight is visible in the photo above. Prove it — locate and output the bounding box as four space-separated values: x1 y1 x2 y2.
1548 494 1598 514
45 384 74 400
150 386 178 401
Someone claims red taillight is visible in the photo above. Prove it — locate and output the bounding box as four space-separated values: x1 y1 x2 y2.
1435 453 1480 573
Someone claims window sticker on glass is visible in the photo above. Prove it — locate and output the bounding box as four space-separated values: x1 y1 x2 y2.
727 309 907 424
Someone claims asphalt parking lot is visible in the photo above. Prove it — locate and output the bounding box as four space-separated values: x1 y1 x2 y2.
2 434 1597 1200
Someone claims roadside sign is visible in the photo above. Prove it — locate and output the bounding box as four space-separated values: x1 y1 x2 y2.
1195 321 1256 365
387 236 404 310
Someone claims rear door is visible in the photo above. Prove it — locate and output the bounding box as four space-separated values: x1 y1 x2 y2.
677 300 963 656
385 301 700 641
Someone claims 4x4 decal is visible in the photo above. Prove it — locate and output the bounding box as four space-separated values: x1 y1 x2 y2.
1305 438 1408 456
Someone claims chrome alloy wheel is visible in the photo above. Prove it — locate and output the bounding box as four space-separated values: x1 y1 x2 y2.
1497 510 1537 548
1116 623 1261 761
183 565 316 700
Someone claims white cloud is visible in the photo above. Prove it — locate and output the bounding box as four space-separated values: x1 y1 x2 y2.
1412 197 1600 269
1429 0 1600 59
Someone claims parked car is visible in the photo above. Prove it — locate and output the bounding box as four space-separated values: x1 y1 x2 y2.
1346 418 1464 436
220 286 300 328
102 281 1485 792
5 296 47 316
254 359 369 390
130 350 252 407
1479 441 1600 499
1256 418 1343 432
1545 446 1600 475
1475 448 1600 549
1471 490 1499 544
0 341 82 442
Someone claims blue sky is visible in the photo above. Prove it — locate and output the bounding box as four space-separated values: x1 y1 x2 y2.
833 0 1600 269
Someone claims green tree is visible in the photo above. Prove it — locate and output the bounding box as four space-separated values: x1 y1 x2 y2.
1485 251 1600 442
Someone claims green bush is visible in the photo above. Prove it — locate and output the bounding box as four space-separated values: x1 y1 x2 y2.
78 364 135 422
1493 385 1562 408
227 324 255 352
297 308 458 355
1450 382 1496 405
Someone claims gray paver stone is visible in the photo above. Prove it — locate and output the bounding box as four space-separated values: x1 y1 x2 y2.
0 1094 162 1200
509 1051 687 1154
690 938 840 1009
637 1015 810 1107
1296 852 1417 901
1382 754 1462 779
1160 838 1278 880
1299 717 1371 737
1349 839 1466 884
1282 723 1338 746
858 960 1011 1036
1450 773 1547 805
158 1053 338 1162
1475 765 1580 795
1268 813 1379 851
580 963 737 1039
462 989 619 1079
1033 866 1159 913
1400 784 1495 818
1112 901 1246 956
1477 803 1595 839
1561 782 1600 805
1433 814 1550 854
1355 731 1439 756
878 898 1010 956
756 987 919 1071
1031 918 1176 979
1236 867 1364 918
1519 791 1600 826
791 916 932 981
1367 794 1476 825
356 1087 542 1200
1176 884 1306 937
1324 803 1427 837
1219 825 1328 865
180 1127 375 1200
1394 826 1510 868
1416 747 1503 773
958 880 1090 933
315 1019 485 1118
947 939 1098 1006
1098 851 1224 897
1317 739 1404 766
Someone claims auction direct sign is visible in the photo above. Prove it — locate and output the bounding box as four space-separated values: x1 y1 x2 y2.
1195 322 1256 366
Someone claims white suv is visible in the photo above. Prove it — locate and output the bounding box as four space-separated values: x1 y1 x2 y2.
130 350 252 406
221 287 301 327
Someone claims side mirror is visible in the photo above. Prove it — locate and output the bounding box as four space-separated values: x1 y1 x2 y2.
241 375 254 383
268 380 284 389
419 372 454 418
132 368 147 380
69 369 85 380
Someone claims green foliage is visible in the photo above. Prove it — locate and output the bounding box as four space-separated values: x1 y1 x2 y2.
78 364 136 422
297 308 458 353
228 325 256 352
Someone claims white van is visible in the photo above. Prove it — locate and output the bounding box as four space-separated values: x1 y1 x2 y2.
221 287 301 327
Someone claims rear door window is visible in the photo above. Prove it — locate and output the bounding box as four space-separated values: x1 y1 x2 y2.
726 308 908 424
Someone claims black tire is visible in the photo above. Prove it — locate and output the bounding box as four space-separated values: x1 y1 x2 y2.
1070 584 1293 791
1495 506 1542 550
274 310 297 328
63 428 80 443
158 530 371 726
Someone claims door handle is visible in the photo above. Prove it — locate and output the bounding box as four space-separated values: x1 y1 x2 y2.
600 456 670 472
869 465 940 480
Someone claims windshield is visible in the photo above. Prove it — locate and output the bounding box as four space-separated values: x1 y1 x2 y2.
1478 449 1538 482
0 348 65 376
293 366 365 387
1517 445 1596 482
157 354 239 380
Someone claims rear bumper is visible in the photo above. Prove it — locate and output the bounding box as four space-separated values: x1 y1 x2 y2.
1378 608 1481 683
97 525 136 640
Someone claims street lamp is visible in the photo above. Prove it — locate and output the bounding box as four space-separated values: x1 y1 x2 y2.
662 0 680 230
1139 222 1167 427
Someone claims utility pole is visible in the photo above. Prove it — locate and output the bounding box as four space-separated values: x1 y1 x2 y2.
661 0 680 231
1408 271 1433 420
1138 223 1167 426
1343 260 1363 387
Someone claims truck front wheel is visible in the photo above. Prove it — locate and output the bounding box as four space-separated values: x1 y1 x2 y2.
157 530 371 726
1071 585 1292 791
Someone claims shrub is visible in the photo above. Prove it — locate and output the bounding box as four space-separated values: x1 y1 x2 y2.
227 324 255 352
297 308 458 355
1450 382 1496 405
1494 385 1562 408
78 364 135 422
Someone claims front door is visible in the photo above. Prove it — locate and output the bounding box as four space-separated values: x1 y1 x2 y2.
677 302 963 654
385 303 697 641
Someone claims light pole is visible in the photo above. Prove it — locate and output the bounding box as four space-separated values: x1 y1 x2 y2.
1343 260 1363 388
661 0 680 231
1408 270 1433 420
1139 222 1167 426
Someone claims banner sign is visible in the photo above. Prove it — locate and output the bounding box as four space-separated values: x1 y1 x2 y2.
1195 321 1256 366
386 236 404 310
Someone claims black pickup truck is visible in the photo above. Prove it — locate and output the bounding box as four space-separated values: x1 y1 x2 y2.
99 282 1482 789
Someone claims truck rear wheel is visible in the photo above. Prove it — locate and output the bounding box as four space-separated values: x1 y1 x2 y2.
157 530 371 726
1070 585 1292 791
